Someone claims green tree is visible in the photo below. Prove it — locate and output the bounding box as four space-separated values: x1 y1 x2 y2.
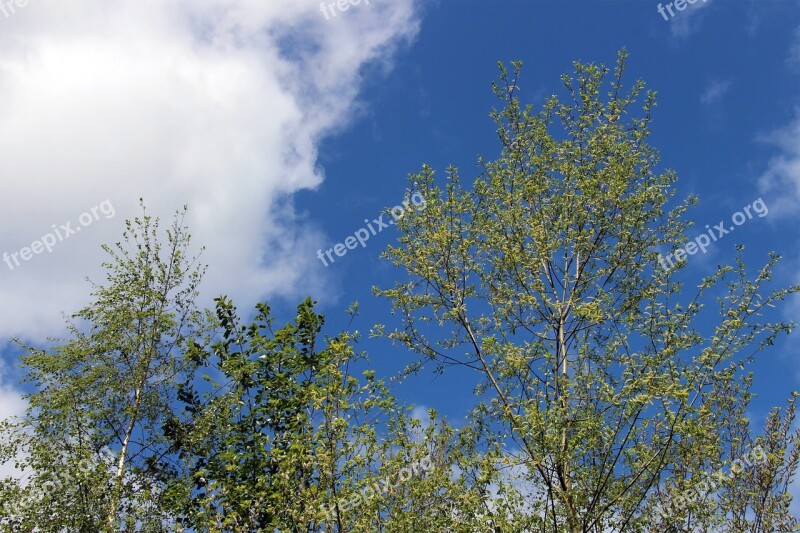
173 297 466 532
0 204 484 533
0 203 205 532
374 51 800 531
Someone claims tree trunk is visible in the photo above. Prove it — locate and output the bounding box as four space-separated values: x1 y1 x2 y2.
559 315 581 533
107 385 142 531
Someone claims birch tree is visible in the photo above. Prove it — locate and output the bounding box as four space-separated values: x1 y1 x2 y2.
0 203 204 531
374 51 800 531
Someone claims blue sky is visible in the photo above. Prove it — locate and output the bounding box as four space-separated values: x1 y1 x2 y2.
305 0 800 425
1 0 800 492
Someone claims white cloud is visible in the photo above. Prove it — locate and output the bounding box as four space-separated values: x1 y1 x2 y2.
791 25 800 67
669 0 715 38
0 0 421 340
751 24 800 335
0 368 25 424
757 108 800 218
700 79 732 105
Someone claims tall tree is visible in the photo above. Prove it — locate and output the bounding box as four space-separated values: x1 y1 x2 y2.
374 51 800 531
0 203 205 532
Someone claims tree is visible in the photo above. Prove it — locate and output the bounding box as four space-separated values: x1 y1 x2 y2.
0 203 492 533
173 296 386 531
0 203 205 532
172 297 472 532
374 50 800 531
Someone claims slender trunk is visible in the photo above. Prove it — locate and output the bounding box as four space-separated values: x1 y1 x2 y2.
559 315 581 533
107 385 142 531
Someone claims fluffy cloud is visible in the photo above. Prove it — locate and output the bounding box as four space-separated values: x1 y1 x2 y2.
757 108 800 218
0 0 421 340
756 28 800 376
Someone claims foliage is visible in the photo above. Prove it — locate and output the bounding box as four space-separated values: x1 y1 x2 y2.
172 297 491 532
374 50 800 531
0 203 205 532
3 52 800 533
